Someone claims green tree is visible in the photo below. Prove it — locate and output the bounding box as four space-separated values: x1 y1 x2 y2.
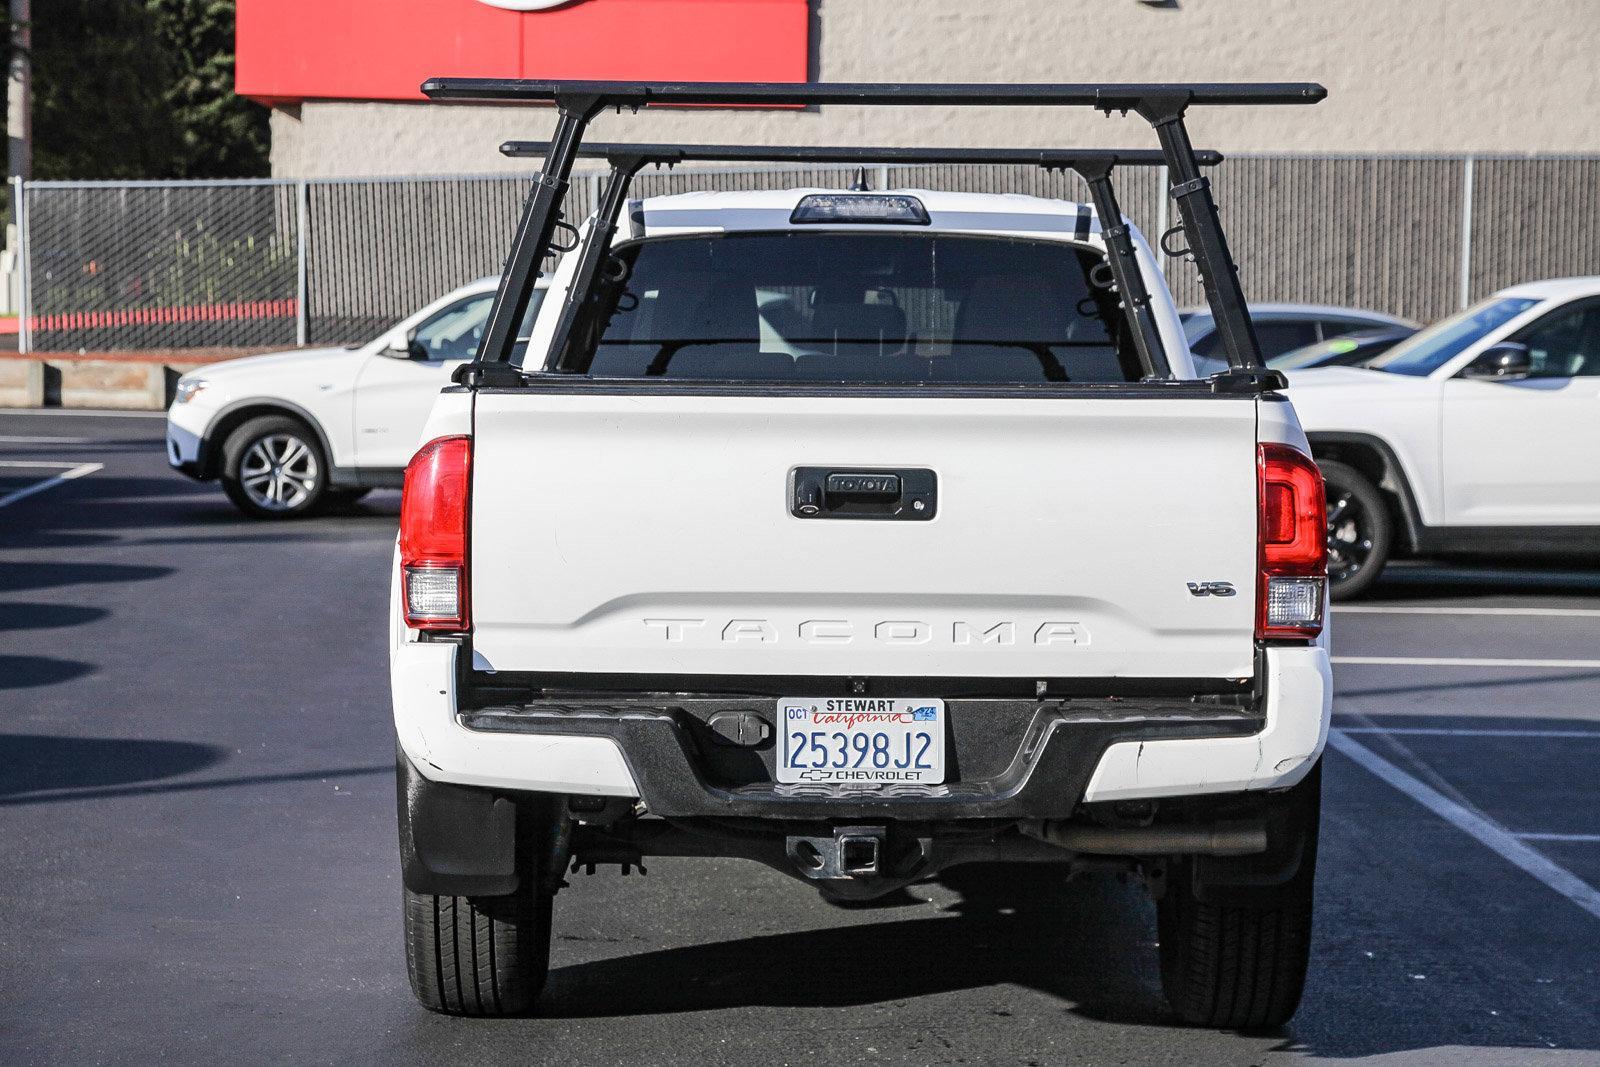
147 0 269 178
9 0 268 181
31 0 185 179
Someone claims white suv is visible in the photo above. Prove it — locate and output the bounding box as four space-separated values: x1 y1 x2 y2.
1287 277 1600 597
165 277 546 517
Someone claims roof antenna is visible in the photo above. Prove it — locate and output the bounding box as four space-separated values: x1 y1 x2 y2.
849 166 871 192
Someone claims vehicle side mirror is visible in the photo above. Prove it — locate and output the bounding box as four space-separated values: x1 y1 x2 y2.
1461 342 1532 381
382 330 428 360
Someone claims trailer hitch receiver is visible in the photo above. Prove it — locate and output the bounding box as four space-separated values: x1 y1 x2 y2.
787 825 889 881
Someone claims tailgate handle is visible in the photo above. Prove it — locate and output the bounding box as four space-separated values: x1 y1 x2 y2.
791 467 936 521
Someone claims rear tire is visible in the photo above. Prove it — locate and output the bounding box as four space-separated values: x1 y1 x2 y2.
403 882 553 1016
1318 459 1391 600
1157 766 1320 1030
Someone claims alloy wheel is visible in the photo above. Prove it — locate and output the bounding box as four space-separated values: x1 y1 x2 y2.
1325 488 1373 587
239 433 320 512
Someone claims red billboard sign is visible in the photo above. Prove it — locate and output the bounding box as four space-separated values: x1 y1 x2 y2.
236 0 809 105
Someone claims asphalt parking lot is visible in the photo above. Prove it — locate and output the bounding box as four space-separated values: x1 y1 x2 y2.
3 410 1599 1065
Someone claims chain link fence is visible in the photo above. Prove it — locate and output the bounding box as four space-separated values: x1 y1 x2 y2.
19 180 299 351
14 155 1600 352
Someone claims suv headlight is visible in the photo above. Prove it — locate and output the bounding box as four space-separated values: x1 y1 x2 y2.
173 378 209 404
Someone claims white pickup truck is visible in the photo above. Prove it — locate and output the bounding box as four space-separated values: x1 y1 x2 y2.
390 79 1332 1031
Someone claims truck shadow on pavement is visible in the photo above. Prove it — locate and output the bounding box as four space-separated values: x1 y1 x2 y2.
542 863 1171 1024
537 754 1600 1057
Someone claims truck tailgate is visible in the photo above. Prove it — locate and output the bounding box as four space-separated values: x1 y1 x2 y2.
469 391 1259 680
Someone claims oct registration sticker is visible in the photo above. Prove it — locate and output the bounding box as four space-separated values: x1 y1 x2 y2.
776 698 946 785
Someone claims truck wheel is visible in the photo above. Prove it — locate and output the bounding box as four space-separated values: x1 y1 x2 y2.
220 415 330 519
1318 460 1390 600
403 882 553 1016
1156 766 1320 1030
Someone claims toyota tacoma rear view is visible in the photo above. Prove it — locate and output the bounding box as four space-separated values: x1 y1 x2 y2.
389 79 1332 1029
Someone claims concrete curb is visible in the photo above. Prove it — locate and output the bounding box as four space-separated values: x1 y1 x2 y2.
0 351 272 411
0 360 45 407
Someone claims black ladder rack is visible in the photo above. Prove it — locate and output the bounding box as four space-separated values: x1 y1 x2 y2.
423 78 1326 383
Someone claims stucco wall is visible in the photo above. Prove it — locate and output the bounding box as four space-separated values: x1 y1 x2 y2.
269 0 1600 177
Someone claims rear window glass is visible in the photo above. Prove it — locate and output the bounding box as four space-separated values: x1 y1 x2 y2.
1252 320 1320 359
569 232 1143 383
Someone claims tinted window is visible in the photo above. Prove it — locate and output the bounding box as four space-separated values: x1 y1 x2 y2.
412 295 493 361
1316 318 1375 341
1181 313 1213 342
1251 320 1320 359
411 290 545 362
1267 331 1411 371
1268 336 1351 370
1192 316 1333 366
576 233 1143 383
1373 296 1540 377
1190 329 1223 358
1513 300 1600 378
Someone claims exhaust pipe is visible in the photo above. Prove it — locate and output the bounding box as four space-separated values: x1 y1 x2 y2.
1020 819 1267 857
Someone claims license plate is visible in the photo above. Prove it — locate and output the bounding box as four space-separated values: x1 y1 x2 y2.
776 698 945 785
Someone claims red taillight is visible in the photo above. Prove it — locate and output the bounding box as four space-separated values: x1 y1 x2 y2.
399 435 471 631
1257 442 1326 640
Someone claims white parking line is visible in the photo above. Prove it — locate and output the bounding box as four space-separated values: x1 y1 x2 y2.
1328 728 1600 921
0 435 92 444
1332 655 1600 669
1339 605 1600 619
1336 726 1600 739
0 462 102 508
1516 833 1600 843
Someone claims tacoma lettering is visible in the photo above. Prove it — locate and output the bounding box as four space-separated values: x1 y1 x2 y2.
641 619 1089 645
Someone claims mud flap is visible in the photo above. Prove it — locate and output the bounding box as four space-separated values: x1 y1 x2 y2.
396 744 519 896
1189 760 1322 904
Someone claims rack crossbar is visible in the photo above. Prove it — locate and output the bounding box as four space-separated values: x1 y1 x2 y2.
425 78 1325 111
499 141 1222 169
